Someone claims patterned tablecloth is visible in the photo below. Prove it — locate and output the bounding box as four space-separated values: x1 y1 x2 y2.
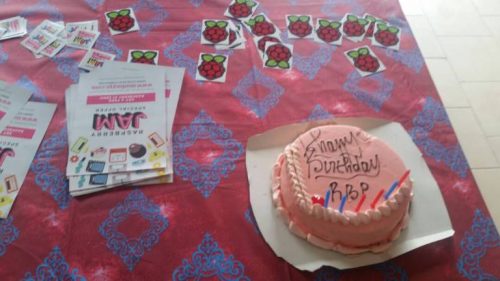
0 0 499 280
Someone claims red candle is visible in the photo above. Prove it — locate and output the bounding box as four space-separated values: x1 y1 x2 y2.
355 194 366 212
370 189 385 209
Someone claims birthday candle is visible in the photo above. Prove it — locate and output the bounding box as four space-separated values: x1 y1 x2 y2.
370 189 385 209
324 190 331 208
384 180 399 200
397 170 411 188
354 194 366 212
338 195 347 213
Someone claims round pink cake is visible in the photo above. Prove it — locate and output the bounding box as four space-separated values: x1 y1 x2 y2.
272 125 413 254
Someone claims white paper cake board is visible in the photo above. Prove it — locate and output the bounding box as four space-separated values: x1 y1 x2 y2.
246 118 454 271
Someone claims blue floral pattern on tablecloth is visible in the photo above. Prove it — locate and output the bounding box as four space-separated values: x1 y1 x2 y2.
343 71 394 112
19 0 64 30
131 0 168 37
0 44 7 64
409 97 469 178
99 189 169 271
457 209 500 281
232 66 285 119
374 261 409 281
15 75 47 102
0 216 19 257
30 127 71 209
22 246 86 281
172 233 251 281
173 110 244 198
189 0 203 7
85 0 104 10
294 46 336 80
307 104 333 121
314 266 341 281
244 208 260 234
95 34 123 59
52 48 80 83
164 22 201 79
321 0 362 18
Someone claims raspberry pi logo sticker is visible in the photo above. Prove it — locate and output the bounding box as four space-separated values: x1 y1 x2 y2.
264 42 293 70
286 15 313 39
201 20 230 45
314 19 342 45
341 14 368 42
127 50 159 65
345 46 386 76
372 23 401 51
105 8 140 35
196 53 228 83
245 14 278 37
364 14 385 37
225 0 259 20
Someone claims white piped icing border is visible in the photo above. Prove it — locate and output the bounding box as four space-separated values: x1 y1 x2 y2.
272 150 413 254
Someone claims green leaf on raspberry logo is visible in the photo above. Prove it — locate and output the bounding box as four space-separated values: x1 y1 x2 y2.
131 51 144 59
247 0 257 7
144 51 157 59
202 54 214 62
377 23 388 31
365 15 376 22
266 59 278 67
106 11 119 19
288 15 299 23
236 0 246 3
278 61 290 69
246 19 255 26
319 19 330 27
213 55 226 63
347 15 357 22
330 22 341 29
299 16 310 22
358 19 368 26
206 20 216 28
118 9 130 16
255 15 265 22
388 26 399 33
358 48 369 55
217 21 228 28
347 50 359 59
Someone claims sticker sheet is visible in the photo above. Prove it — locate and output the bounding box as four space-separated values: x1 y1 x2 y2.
195 53 228 83
201 19 231 45
0 102 56 218
66 29 100 50
263 42 293 70
79 49 116 71
286 15 314 39
224 0 259 21
104 8 140 35
344 46 386 76
313 18 343 45
341 14 369 42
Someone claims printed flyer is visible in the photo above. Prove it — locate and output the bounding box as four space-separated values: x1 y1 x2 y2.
0 81 32 133
66 65 168 178
0 101 56 218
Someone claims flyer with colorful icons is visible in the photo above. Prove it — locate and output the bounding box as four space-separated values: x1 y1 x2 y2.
0 81 32 133
65 66 168 177
0 101 56 218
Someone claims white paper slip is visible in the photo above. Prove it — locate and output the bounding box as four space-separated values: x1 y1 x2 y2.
0 16 28 40
0 101 57 218
66 66 167 177
65 20 99 41
0 81 32 133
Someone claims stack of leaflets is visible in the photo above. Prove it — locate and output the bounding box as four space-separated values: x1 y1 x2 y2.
0 81 56 218
0 16 28 41
65 61 184 196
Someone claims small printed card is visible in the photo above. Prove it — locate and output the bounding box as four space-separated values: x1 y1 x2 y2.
244 14 280 38
20 29 56 53
371 22 401 51
253 35 281 60
215 21 246 50
65 20 99 41
79 49 116 71
341 14 369 42
364 14 385 38
195 53 228 83
40 38 66 57
201 20 231 45
67 29 100 50
38 20 65 37
0 16 27 41
286 15 314 39
224 0 259 21
127 49 159 65
0 101 56 218
344 46 385 76
313 18 342 45
263 42 293 70
105 8 140 35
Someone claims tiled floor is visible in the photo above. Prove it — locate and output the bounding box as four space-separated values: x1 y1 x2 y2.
401 0 500 231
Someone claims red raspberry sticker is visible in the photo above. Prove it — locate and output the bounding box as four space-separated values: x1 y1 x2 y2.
257 36 280 53
129 50 158 65
106 9 137 34
373 23 400 50
264 43 293 69
342 14 368 41
345 46 385 76
202 20 229 44
364 14 384 38
287 15 313 38
245 14 277 37
197 54 228 82
227 0 258 19
315 19 342 44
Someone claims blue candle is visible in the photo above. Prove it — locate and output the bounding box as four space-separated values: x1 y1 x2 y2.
324 190 331 208
384 180 399 200
339 195 347 213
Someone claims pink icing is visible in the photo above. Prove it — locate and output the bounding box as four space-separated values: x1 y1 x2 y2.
272 125 413 253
